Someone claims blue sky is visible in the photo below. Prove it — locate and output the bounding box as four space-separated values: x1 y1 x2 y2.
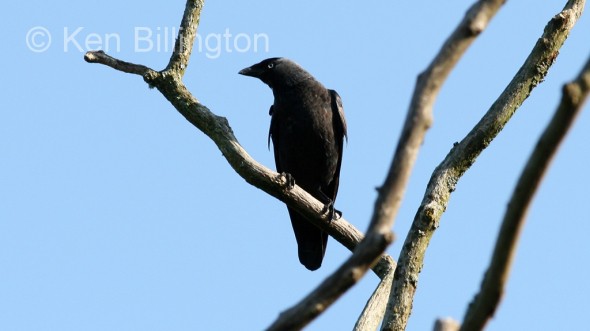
2 1 589 330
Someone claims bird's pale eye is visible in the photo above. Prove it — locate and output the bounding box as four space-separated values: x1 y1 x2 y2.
267 63 274 69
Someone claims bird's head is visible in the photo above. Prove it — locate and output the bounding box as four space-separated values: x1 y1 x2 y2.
239 57 312 90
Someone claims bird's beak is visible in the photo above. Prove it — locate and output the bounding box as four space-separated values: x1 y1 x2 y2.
238 66 258 77
238 67 251 75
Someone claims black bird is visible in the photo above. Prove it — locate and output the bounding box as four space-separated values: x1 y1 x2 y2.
239 58 347 271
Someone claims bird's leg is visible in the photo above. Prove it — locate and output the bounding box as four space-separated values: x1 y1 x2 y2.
314 189 341 221
280 172 295 190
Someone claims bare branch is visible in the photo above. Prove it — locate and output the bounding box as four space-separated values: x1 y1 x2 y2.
354 271 395 331
84 50 155 76
370 0 506 234
166 0 204 75
383 1 586 330
375 0 505 328
460 52 590 331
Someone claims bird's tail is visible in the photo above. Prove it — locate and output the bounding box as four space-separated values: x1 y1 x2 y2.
287 208 328 271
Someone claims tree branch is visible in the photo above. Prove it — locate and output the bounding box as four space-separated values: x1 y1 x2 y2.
327 1 507 328
382 1 586 330
369 0 506 235
372 0 505 328
84 50 155 76
353 271 395 331
460 51 590 331
166 0 204 76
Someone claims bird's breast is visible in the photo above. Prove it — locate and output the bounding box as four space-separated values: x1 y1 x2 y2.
271 91 339 188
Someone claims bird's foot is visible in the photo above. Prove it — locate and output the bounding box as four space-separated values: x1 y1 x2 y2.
315 189 340 221
280 172 295 190
321 201 341 221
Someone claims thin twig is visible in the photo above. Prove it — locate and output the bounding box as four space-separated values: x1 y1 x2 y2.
460 52 590 331
84 50 155 76
383 1 585 330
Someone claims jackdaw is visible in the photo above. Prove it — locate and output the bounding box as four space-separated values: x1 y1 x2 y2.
239 58 347 271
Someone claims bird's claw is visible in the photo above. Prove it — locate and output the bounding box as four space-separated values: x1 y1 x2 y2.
321 201 342 221
280 172 295 190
